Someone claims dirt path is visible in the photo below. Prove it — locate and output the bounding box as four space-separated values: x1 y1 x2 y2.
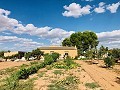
0 61 30 70
75 60 120 90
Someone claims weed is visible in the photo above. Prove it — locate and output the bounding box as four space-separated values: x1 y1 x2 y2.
37 72 45 78
85 82 100 89
48 76 79 90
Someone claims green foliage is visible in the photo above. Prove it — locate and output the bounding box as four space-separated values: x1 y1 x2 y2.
51 61 68 69
24 52 31 61
85 82 99 89
46 65 52 70
0 67 17 75
5 76 19 90
111 48 120 58
48 76 79 90
30 61 38 65
104 57 115 68
51 52 60 62
0 51 4 58
53 70 63 75
16 68 29 79
38 72 45 78
62 31 99 55
62 38 72 47
31 48 44 60
44 54 54 65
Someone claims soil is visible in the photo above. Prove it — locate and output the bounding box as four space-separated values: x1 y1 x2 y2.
34 67 101 90
0 61 30 70
75 60 120 90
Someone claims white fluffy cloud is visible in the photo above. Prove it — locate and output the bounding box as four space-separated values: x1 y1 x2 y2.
62 3 92 18
94 2 106 13
63 1 120 18
106 2 120 13
0 36 43 51
97 30 120 49
0 8 74 46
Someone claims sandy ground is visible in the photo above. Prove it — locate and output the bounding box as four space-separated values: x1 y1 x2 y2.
0 61 30 70
75 60 120 90
34 67 101 90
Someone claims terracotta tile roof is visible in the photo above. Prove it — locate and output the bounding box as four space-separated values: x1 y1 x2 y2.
40 46 77 50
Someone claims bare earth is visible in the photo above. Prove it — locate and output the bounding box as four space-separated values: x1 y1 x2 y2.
0 61 30 70
75 60 120 90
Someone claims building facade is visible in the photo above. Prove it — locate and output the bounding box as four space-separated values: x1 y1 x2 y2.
40 46 78 59
4 51 25 59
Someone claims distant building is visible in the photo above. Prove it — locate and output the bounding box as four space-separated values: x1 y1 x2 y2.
40 46 78 59
4 51 25 59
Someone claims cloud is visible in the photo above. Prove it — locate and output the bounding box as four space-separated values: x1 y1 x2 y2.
0 8 74 46
63 1 120 18
62 3 92 18
94 2 106 13
0 36 44 51
97 30 120 49
106 2 120 13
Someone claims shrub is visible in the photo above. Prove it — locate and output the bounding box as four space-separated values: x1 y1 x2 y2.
64 56 74 66
104 57 115 68
51 53 60 62
48 76 79 90
16 68 29 79
5 75 19 90
85 82 99 89
44 54 54 65
27 65 38 75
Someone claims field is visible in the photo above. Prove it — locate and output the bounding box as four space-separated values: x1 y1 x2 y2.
0 60 120 90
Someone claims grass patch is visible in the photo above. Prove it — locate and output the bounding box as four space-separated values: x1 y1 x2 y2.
0 67 17 75
37 72 45 78
53 70 64 75
85 82 100 89
48 75 79 90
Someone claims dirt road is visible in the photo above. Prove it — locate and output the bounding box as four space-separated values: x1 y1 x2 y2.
76 60 120 90
0 61 30 70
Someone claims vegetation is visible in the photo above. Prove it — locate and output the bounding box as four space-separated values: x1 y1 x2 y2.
44 54 54 65
24 52 32 61
104 57 115 68
31 48 44 60
62 31 99 55
51 52 60 62
0 51 4 58
85 82 99 89
52 57 79 69
48 76 79 90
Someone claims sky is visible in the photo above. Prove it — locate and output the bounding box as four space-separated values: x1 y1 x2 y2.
0 0 120 51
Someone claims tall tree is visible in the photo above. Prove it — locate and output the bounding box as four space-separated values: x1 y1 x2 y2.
31 48 44 60
62 31 99 55
62 38 72 47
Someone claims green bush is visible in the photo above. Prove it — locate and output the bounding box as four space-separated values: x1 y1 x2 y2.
44 54 54 65
104 57 115 68
64 56 74 66
27 65 38 75
16 68 29 79
85 82 99 89
51 53 60 62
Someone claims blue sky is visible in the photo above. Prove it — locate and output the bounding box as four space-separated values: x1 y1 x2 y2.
0 0 120 51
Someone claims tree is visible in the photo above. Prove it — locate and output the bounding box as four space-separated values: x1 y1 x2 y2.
98 45 108 59
51 52 60 62
62 31 99 55
0 51 4 58
31 48 44 60
104 57 115 68
24 52 31 61
62 38 72 47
